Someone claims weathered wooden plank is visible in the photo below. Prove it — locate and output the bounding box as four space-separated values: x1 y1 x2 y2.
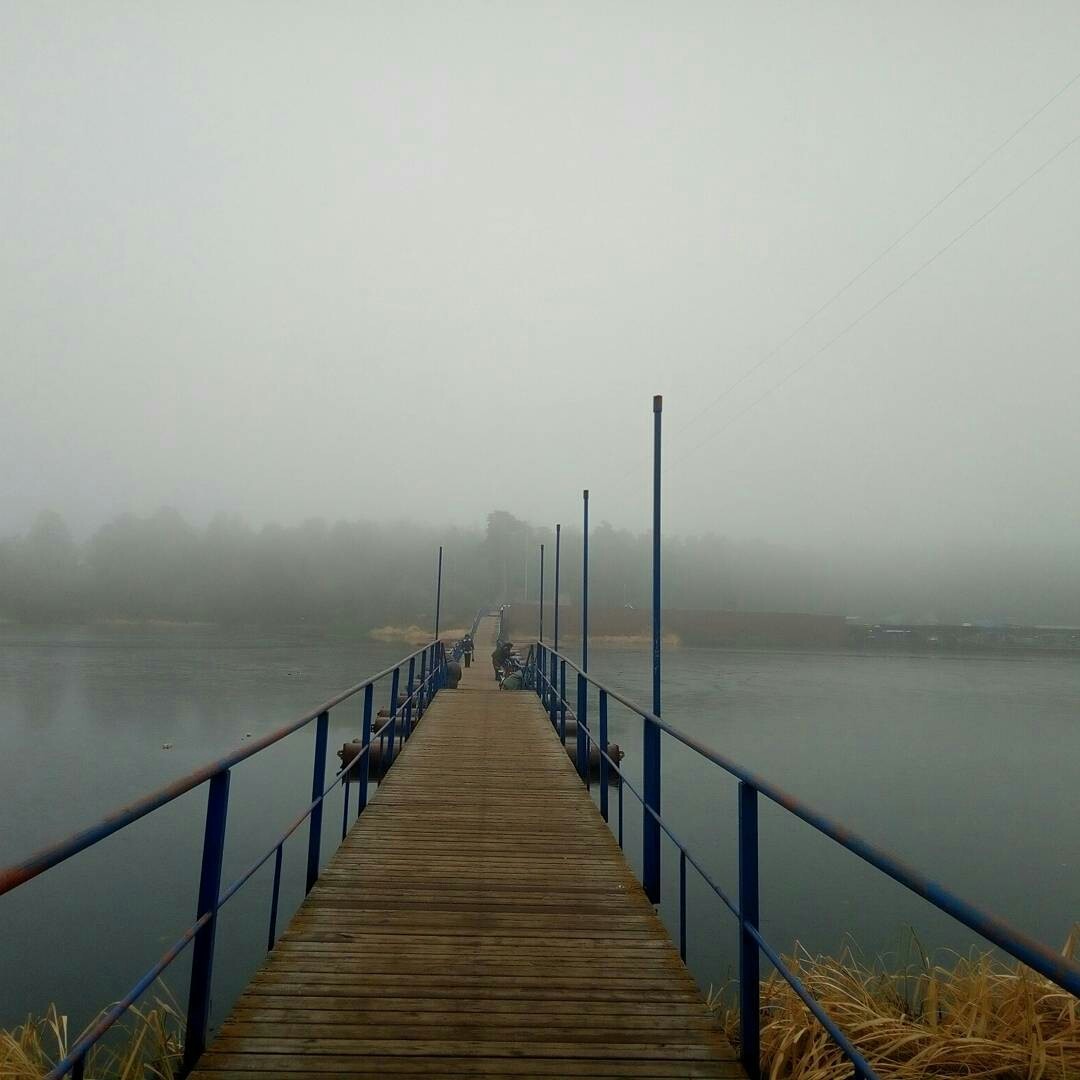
192 617 742 1078
197 1058 744 1077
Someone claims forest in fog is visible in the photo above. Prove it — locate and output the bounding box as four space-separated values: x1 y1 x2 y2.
4 508 1080 630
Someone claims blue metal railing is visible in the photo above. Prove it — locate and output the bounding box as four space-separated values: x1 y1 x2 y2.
534 640 1080 1080
0 640 448 1080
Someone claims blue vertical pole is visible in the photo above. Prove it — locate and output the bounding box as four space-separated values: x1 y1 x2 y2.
582 490 589 672
434 546 443 641
552 524 561 730
553 525 561 652
183 768 230 1072
358 685 373 814
538 547 545 707
739 782 761 1079
306 710 329 893
539 544 545 642
644 393 662 903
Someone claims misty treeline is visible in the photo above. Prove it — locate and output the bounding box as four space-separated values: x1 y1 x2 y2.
3 508 1080 628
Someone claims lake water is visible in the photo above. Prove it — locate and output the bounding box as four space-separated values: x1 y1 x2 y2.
2 626 1077 1033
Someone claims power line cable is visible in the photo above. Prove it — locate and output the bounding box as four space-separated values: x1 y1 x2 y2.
672 68 1080 440
602 67 1080 495
664 128 1080 477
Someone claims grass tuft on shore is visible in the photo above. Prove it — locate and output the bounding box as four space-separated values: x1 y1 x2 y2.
711 926 1080 1079
0 1000 182 1080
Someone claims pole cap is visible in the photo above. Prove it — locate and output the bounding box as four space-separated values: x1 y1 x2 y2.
653 394 663 412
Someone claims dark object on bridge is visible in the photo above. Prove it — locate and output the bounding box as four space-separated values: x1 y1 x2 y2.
446 660 462 688
565 740 623 782
338 738 396 781
501 672 523 690
491 640 512 676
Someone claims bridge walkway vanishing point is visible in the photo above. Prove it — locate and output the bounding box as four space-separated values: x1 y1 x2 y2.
192 617 743 1079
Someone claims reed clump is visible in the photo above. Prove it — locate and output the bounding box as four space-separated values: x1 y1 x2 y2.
0 1000 182 1080
711 926 1080 1079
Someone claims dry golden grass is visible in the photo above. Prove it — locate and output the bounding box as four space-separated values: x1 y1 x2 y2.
0 999 182 1080
4 936 1076 1079
711 926 1080 1079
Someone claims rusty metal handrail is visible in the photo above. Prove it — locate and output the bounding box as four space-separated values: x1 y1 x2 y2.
1 638 447 1079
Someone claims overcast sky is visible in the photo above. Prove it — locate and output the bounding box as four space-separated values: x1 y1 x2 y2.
3 3 1079 549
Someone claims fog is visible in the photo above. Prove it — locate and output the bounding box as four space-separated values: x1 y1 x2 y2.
4 5 1080 598
9 508 1080 628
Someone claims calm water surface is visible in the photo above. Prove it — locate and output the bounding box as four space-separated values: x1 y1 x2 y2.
2 627 1078 1032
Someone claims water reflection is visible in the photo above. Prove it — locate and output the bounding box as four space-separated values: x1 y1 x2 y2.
2 630 1077 1031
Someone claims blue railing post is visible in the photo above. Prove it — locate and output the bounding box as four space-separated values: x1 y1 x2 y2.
739 781 761 1079
576 672 588 784
417 649 428 719
644 393 663 904
267 843 283 951
549 652 558 728
341 775 350 840
599 689 609 821
386 668 400 769
305 710 329 894
405 656 416 737
183 769 230 1072
679 849 687 962
559 659 567 743
358 685 373 815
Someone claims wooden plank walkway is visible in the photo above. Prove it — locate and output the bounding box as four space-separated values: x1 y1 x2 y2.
193 618 743 1079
